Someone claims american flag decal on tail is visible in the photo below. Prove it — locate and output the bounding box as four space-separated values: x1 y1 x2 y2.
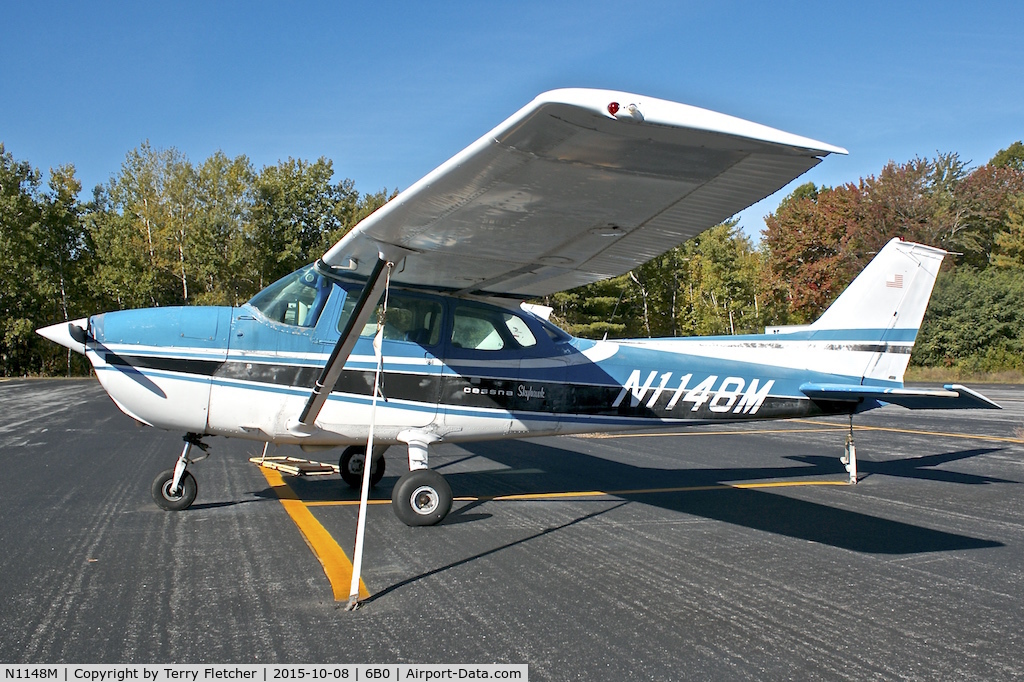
886 273 904 288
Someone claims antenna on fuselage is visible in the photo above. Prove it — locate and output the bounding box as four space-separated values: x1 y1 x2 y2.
600 279 630 342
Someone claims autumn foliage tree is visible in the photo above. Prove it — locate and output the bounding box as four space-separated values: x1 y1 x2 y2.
762 182 862 323
764 153 1024 322
763 146 1024 372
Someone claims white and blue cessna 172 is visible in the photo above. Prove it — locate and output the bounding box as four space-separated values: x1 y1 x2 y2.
39 88 999 527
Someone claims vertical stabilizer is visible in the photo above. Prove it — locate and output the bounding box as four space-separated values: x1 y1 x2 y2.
808 239 946 384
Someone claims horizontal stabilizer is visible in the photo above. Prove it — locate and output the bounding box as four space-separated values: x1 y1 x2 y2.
799 383 1001 410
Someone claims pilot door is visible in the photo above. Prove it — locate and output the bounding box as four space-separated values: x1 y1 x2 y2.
330 289 444 430
211 275 443 437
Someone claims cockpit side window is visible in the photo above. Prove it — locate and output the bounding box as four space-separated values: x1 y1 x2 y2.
248 265 332 327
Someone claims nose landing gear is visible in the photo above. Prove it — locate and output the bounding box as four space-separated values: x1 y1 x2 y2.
151 433 208 511
151 468 198 511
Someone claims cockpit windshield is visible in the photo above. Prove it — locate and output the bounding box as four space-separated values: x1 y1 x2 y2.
248 264 333 327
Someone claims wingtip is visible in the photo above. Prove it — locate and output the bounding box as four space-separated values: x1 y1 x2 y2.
944 384 1003 410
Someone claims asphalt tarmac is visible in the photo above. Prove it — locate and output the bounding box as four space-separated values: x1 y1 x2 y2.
2 378 1022 680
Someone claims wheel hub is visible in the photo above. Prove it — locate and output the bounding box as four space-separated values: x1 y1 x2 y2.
410 486 439 515
162 481 183 500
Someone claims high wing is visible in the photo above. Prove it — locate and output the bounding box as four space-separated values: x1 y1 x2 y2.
321 88 847 298
300 89 847 430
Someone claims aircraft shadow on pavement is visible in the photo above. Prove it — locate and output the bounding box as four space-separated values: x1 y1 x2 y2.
787 447 1016 486
445 439 1006 555
260 439 1007 557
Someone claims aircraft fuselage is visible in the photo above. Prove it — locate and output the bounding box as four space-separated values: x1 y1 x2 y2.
76 267 867 448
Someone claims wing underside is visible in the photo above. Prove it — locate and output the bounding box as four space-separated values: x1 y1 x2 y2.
322 88 846 298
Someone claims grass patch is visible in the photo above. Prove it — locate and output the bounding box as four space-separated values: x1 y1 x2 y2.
905 366 1024 385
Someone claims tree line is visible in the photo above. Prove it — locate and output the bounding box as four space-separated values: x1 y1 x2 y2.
0 142 392 375
547 144 1024 374
2 140 1023 377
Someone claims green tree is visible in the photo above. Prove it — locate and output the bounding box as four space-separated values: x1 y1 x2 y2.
165 153 199 302
914 266 1024 371
250 157 352 289
0 143 45 374
314 182 396 256
191 152 257 305
97 142 180 307
0 145 90 375
992 194 1024 268
546 275 632 339
35 165 92 374
991 141 1024 172
547 222 765 339
677 222 763 335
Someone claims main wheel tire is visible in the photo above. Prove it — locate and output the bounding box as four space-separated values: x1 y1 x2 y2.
151 469 198 511
339 447 386 488
391 469 452 526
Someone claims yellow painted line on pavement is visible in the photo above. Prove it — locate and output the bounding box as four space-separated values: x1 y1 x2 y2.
581 421 1023 445
580 427 847 439
793 419 1024 444
304 479 848 507
259 467 369 602
306 499 392 507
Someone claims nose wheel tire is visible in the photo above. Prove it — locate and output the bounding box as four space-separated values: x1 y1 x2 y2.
151 469 198 511
391 469 452 526
340 446 386 488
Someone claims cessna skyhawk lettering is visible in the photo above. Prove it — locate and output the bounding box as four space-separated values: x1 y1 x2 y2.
39 88 999 531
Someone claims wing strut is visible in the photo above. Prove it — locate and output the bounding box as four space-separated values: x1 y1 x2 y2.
289 257 391 434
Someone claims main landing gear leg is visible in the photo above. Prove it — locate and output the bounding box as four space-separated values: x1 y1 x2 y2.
840 415 858 484
151 433 209 511
391 431 451 526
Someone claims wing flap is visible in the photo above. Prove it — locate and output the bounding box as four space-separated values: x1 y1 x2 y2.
322 88 845 297
799 383 1001 410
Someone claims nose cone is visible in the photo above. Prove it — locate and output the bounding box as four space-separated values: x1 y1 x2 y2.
37 317 90 355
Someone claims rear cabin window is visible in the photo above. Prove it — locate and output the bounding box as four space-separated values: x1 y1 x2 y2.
451 306 537 351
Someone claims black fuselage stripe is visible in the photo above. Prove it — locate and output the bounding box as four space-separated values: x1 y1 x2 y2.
104 353 851 420
103 352 224 376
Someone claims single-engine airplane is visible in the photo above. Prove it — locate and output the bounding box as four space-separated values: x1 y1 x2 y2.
39 88 999 527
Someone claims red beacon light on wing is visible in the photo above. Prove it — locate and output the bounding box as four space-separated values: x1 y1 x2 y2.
607 101 644 121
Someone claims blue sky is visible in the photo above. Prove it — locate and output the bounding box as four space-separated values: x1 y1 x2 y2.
3 1 1022 239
